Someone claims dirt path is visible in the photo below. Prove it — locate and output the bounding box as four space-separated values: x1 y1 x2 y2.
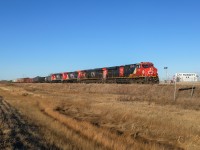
0 96 58 150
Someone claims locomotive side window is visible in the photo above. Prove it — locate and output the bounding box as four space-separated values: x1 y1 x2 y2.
136 65 141 68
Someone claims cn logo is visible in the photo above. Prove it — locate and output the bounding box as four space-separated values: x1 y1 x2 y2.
119 67 124 77
148 68 153 75
142 70 145 75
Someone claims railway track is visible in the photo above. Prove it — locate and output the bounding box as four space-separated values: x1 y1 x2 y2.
0 96 58 149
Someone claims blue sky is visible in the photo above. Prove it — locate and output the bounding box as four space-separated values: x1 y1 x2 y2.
0 0 199 80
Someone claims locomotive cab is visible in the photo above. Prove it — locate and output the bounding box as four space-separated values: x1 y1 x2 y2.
140 62 159 83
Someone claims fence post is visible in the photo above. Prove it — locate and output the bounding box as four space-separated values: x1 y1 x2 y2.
191 84 195 97
174 78 177 101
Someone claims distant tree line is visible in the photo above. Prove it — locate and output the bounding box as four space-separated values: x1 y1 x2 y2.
0 80 12 83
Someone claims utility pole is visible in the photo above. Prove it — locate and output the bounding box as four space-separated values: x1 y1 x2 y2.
164 67 168 83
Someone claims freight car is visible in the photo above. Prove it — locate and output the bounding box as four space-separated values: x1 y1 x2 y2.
45 76 51 83
15 78 33 83
51 62 159 84
32 76 45 83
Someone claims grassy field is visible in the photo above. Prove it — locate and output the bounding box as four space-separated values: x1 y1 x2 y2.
0 83 200 150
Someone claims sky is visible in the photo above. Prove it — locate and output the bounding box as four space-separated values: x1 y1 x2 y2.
0 0 199 80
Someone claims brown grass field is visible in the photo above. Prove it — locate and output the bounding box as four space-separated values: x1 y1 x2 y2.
0 83 200 150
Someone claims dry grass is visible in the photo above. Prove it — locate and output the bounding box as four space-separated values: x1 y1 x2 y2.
0 83 200 150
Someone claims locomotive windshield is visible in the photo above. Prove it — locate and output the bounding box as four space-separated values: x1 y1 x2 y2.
142 64 150 68
142 63 153 68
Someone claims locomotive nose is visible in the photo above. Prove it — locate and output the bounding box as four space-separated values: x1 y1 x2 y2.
148 67 154 75
152 67 158 76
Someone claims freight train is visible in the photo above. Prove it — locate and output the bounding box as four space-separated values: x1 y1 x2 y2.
15 62 159 84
